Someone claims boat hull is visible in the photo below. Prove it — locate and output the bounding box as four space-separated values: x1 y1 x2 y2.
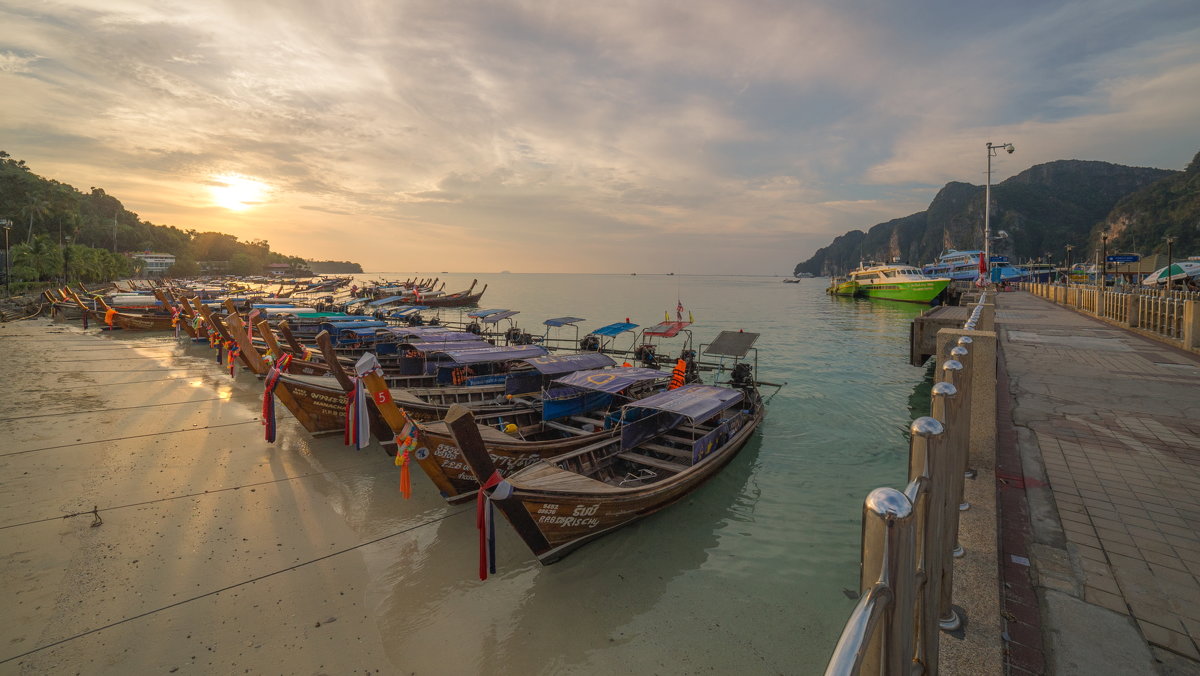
491 407 763 563
856 278 950 304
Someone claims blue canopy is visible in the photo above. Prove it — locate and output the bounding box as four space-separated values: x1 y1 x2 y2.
343 297 372 306
482 310 520 324
552 367 669 394
440 344 548 365
590 321 638 337
519 352 614 375
407 339 494 354
467 308 509 318
543 316 586 327
367 295 409 307
386 327 481 342
385 305 430 317
624 384 743 421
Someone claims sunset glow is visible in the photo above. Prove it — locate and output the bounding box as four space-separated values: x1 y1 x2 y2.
209 175 269 211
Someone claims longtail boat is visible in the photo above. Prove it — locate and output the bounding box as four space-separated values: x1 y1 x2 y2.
447 380 763 567
69 291 175 331
356 355 668 502
445 330 768 568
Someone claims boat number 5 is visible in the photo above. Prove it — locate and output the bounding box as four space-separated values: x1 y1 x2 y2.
375 390 392 404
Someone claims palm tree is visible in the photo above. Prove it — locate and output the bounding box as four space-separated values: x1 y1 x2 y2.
20 195 51 244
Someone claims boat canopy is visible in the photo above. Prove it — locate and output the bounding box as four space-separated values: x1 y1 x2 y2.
703 330 760 358
552 366 669 394
318 320 387 334
439 344 549 365
643 320 691 337
406 339 494 354
384 327 479 342
520 352 614 375
367 295 408 307
384 305 429 317
589 321 638 337
467 308 509 318
543 316 586 327
343 297 373 306
624 384 743 421
482 310 520 323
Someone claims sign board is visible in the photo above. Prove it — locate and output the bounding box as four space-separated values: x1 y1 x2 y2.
1106 254 1140 263
989 256 1009 263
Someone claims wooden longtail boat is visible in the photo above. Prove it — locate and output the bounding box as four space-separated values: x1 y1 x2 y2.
446 379 763 566
356 356 668 502
69 291 175 331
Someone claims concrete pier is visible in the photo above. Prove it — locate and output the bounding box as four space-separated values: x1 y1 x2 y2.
994 291 1200 674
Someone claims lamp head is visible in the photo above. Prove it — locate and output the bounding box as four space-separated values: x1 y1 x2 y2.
1005 144 1015 154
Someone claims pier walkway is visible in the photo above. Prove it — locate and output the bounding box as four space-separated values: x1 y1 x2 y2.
997 291 1200 674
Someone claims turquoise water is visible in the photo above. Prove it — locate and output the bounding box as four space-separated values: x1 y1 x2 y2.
324 272 932 673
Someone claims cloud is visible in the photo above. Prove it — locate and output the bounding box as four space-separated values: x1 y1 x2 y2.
1 0 1198 273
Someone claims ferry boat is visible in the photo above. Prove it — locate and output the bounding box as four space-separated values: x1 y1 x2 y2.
921 249 1027 283
827 264 950 304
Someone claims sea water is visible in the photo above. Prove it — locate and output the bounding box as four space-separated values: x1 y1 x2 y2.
313 272 931 673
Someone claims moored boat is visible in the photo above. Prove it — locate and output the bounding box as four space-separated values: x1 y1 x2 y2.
837 264 950 304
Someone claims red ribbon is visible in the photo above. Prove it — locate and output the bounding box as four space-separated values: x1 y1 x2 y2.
476 471 504 581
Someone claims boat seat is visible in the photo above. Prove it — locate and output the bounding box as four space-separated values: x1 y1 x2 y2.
661 433 696 445
616 452 687 474
570 415 606 426
543 420 592 436
641 442 692 461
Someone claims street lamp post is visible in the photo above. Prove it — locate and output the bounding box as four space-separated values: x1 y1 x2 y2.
1099 234 1108 289
1166 236 1175 294
1 219 11 296
63 236 71 284
1065 244 1074 284
984 142 1015 284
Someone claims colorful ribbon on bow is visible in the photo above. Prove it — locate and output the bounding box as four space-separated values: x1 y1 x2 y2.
344 376 371 450
261 353 292 443
393 415 418 499
476 471 504 580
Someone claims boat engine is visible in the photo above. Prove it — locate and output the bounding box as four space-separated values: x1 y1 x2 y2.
579 335 600 351
466 322 482 335
730 362 754 389
633 344 658 368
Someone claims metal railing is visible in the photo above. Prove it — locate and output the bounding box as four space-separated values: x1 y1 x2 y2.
826 297 986 675
1020 282 1197 349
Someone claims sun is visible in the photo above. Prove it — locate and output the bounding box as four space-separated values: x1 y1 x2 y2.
209 174 269 211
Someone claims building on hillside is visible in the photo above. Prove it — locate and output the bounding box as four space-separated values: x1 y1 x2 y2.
129 251 176 277
265 263 292 276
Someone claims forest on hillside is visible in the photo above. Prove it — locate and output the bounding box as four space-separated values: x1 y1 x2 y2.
0 151 313 286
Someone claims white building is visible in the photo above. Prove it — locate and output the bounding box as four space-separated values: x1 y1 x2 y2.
130 252 176 277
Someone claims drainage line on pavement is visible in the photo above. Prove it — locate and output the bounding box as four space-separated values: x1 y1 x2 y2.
10 376 205 395
0 507 473 665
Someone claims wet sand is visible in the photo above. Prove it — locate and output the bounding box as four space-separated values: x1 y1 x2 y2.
1 319 396 673
1 316 820 675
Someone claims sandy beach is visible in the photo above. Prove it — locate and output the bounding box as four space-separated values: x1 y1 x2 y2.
0 319 399 673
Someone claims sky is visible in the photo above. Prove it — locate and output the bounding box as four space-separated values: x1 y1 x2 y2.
2 0 1199 274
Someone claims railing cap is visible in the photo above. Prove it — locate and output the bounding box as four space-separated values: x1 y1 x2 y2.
911 415 945 437
865 486 913 520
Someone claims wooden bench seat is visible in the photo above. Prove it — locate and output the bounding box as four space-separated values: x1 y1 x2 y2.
617 452 688 474
641 442 692 461
544 420 592 436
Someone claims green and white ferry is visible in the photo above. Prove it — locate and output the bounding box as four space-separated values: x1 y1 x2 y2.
828 264 951 304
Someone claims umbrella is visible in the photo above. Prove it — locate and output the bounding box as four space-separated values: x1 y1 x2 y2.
1141 261 1200 286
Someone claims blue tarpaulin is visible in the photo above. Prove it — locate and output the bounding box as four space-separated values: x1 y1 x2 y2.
367 296 408 307
541 391 615 422
589 322 638 337
552 367 669 394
